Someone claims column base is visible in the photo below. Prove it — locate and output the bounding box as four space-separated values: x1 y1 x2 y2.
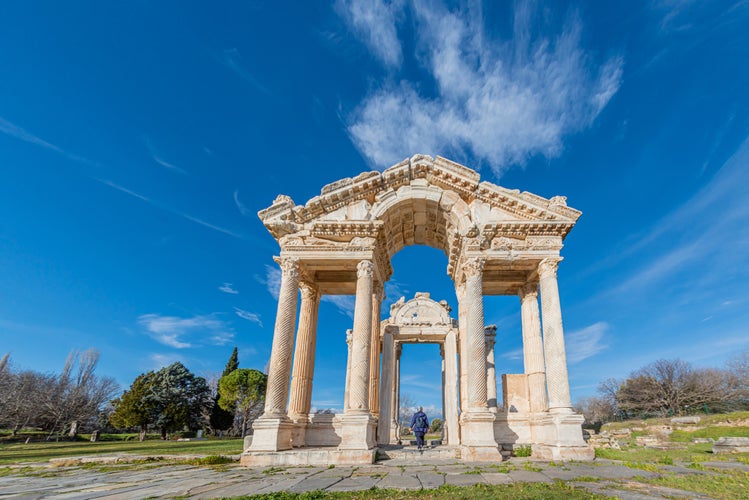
338 412 377 450
531 410 594 461
289 414 308 448
246 416 293 452
459 409 502 461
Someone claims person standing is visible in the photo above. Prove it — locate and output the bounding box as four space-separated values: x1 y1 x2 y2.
410 406 429 450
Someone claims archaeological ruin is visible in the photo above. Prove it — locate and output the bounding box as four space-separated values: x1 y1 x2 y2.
241 155 593 466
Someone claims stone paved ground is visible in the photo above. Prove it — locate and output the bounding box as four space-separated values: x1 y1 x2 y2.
0 456 746 499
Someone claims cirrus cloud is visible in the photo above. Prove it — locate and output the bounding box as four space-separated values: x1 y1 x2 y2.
137 313 235 348
339 0 623 176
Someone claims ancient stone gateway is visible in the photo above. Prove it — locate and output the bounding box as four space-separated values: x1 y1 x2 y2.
241 155 593 466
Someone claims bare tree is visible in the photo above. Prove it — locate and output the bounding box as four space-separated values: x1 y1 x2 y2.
40 350 119 438
727 350 749 401
615 359 740 417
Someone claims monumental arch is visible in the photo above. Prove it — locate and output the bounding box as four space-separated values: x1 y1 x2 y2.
242 154 593 466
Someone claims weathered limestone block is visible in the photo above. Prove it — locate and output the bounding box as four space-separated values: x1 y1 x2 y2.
502 374 529 413
713 437 749 454
671 416 701 425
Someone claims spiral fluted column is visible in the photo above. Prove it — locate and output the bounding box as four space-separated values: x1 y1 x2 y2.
263 258 300 416
368 281 384 416
463 258 488 409
538 258 572 412
288 281 320 418
519 282 548 413
346 260 374 413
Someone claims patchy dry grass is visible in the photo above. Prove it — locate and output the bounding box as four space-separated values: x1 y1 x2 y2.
225 482 605 499
636 467 749 500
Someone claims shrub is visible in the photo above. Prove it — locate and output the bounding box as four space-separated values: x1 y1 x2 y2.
514 445 532 457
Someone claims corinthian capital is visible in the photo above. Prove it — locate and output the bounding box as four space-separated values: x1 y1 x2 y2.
357 260 374 278
373 281 385 301
279 257 300 278
462 257 485 278
299 281 319 300
538 257 563 279
519 282 539 300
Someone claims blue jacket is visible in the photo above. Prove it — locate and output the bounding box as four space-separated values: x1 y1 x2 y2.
410 411 429 433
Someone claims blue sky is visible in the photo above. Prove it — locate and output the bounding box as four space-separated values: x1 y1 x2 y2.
1 1 748 418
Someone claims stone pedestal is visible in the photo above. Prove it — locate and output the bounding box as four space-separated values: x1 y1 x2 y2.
338 413 377 451
531 411 594 461
290 415 308 448
245 417 293 453
459 410 502 461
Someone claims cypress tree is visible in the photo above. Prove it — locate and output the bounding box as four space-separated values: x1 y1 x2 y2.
210 347 239 433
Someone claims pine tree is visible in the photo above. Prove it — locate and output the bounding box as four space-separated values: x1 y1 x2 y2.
210 347 239 433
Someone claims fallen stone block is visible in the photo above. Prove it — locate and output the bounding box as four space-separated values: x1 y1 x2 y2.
712 437 749 454
671 416 701 425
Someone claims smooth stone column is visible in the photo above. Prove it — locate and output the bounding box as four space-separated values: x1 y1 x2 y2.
444 329 459 445
456 282 468 414
441 344 446 439
377 330 394 445
538 258 572 413
248 257 299 452
463 258 488 409
368 282 384 416
288 281 321 446
485 328 497 412
389 343 402 444
519 283 547 413
343 330 353 410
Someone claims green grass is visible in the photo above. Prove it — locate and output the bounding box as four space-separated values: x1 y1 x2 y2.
0 437 243 465
594 442 717 463
223 482 606 499
670 426 749 442
637 468 749 500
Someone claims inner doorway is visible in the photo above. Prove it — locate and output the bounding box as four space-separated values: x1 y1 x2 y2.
397 343 443 444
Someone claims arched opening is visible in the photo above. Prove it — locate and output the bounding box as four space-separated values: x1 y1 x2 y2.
387 245 455 442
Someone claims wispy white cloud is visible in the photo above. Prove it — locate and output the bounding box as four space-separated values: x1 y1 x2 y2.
258 265 282 300
217 48 270 94
383 279 409 312
137 313 235 348
339 1 623 175
234 307 263 327
565 322 609 364
148 353 184 370
335 0 404 67
501 347 524 361
0 116 101 167
600 134 749 297
233 190 252 216
322 295 356 319
219 282 239 294
144 137 188 174
94 178 244 239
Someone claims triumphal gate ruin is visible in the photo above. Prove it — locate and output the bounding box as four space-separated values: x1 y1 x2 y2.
242 155 593 466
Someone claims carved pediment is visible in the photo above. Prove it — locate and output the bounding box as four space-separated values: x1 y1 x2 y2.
388 293 454 327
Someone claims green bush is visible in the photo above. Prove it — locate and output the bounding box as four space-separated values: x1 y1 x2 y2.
514 445 532 457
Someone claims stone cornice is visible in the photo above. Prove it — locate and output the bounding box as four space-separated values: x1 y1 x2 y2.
258 155 581 244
